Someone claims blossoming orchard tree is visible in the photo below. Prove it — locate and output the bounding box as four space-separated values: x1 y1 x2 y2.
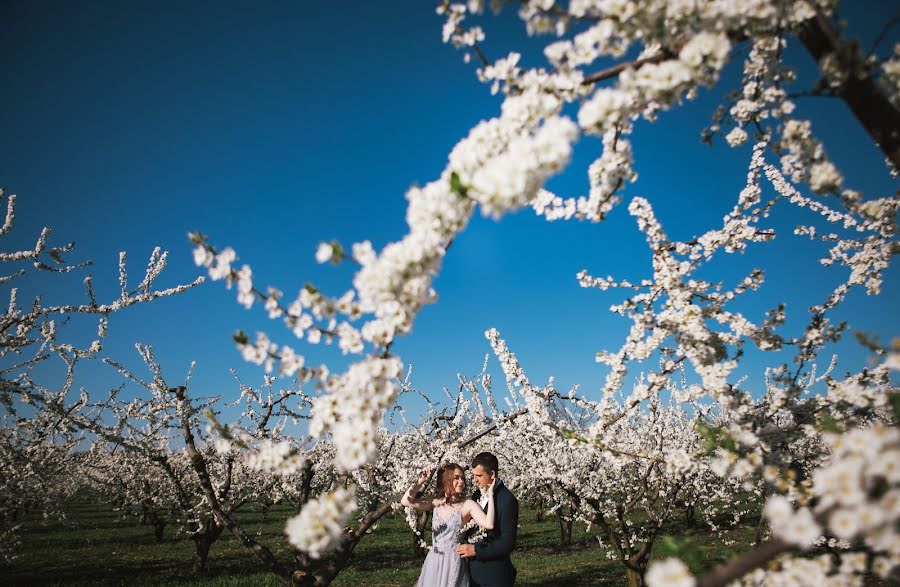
50 344 404 579
78 447 183 545
198 367 512 586
0 408 82 562
392 353 755 584
68 351 483 585
67 349 313 574
195 0 899 582
0 187 203 561
477 339 757 584
0 177 505 587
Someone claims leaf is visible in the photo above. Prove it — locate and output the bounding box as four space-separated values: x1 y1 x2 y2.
449 171 468 197
657 535 702 569
817 412 842 434
330 240 345 262
721 434 738 453
853 330 882 353
889 392 900 426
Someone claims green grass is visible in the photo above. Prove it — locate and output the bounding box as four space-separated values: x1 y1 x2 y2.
0 500 755 586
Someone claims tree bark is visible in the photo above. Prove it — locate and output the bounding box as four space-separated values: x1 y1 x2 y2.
172 386 292 585
312 499 396 586
191 524 223 574
798 12 900 170
153 516 166 544
558 514 573 547
696 538 793 587
626 567 646 587
684 502 696 530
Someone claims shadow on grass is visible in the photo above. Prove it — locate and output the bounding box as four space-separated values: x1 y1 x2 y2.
3 498 764 587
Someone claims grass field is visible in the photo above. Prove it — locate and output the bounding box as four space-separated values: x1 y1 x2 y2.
1 499 758 586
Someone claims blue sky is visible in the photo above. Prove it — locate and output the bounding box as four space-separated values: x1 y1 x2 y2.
2 1 897 424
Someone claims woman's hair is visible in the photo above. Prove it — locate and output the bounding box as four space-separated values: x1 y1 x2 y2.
435 462 464 501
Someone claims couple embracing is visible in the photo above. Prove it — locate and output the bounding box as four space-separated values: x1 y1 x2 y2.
401 452 519 587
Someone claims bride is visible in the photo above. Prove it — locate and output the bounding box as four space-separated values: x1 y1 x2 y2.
401 463 496 587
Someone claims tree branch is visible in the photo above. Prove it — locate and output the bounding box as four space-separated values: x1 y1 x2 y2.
582 51 673 86
172 386 292 586
798 12 900 170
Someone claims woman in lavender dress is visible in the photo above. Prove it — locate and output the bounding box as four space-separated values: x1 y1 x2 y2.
401 463 496 587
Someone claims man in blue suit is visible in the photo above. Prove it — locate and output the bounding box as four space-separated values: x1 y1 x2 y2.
456 452 519 587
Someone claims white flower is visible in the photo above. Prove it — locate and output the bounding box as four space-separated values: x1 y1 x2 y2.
213 437 233 455
885 351 900 371
316 242 335 264
208 247 236 281
309 356 402 470
333 421 377 472
646 557 695 587
192 245 213 267
678 32 730 71
351 240 376 266
828 508 861 540
284 486 356 558
783 508 822 548
764 495 793 522
872 449 900 483
578 88 633 132
808 161 843 193
765 496 822 548
278 345 305 377
235 265 254 309
725 127 748 147
245 439 305 476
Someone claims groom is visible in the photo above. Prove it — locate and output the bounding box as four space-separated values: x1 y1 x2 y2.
456 452 519 587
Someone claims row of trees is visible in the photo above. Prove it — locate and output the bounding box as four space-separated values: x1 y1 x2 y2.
3 1 899 586
0 295 761 586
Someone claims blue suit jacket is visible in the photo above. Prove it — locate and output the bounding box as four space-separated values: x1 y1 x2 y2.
469 479 518 587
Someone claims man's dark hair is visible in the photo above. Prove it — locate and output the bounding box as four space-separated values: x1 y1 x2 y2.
471 452 499 474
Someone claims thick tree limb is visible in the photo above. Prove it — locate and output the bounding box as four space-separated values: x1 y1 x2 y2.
696 537 793 587
173 386 293 586
456 407 528 447
582 51 672 86
799 12 900 170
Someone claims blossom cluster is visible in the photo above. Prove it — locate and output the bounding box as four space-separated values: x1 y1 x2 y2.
284 486 357 559
311 356 402 472
244 439 305 476
183 2 900 582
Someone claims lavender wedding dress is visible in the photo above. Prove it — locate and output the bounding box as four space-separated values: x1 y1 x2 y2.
414 505 469 587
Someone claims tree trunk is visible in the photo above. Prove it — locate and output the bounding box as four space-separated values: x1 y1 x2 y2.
412 510 429 556
625 562 648 587
153 518 166 544
192 539 212 574
684 503 696 529
558 514 573 546
191 524 224 574
621 550 650 587
626 568 642 587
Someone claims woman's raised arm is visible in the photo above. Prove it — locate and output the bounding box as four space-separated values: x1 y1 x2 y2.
401 466 437 512
464 478 495 530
